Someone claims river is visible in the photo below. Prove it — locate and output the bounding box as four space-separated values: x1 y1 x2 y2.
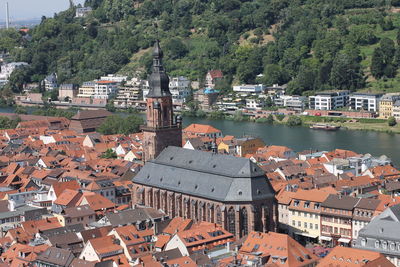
182 117 400 166
1 106 399 165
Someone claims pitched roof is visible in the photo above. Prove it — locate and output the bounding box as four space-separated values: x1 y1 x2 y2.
133 146 275 202
292 187 338 203
51 180 80 198
35 247 75 266
317 246 393 267
321 194 359 210
78 193 115 211
71 110 112 120
183 123 222 134
239 231 318 267
54 189 81 206
207 70 223 79
105 207 165 227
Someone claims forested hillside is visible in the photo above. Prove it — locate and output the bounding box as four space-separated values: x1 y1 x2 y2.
2 0 400 95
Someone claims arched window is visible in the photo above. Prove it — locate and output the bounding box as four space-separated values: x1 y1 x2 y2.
228 207 236 235
240 207 248 237
264 207 270 231
216 206 222 225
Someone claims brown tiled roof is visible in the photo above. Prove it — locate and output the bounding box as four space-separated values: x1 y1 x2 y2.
317 246 394 267
71 110 112 120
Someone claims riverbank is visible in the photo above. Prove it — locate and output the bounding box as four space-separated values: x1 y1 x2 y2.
184 110 400 134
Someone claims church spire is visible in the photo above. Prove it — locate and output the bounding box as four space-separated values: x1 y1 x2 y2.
147 40 171 98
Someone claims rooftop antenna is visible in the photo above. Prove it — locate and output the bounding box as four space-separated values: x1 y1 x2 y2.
6 2 10 29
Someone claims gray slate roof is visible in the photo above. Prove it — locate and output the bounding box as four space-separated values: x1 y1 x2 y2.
133 146 275 202
321 194 359 210
355 204 400 255
105 207 165 227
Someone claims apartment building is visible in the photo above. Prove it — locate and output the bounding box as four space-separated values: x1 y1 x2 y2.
393 100 400 121
169 76 191 103
379 94 400 119
320 195 359 247
349 93 382 112
93 80 119 99
77 81 96 98
233 84 264 93
309 91 350 110
289 188 336 244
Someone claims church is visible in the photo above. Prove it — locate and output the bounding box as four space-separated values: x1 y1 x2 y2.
131 41 277 238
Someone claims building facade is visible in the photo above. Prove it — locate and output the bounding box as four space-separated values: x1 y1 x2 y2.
58 84 78 101
379 94 400 119
320 195 359 247
355 204 400 266
349 93 382 112
233 84 264 93
169 76 191 104
309 91 350 110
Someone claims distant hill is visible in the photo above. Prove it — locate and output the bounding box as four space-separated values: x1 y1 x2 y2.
1 0 400 95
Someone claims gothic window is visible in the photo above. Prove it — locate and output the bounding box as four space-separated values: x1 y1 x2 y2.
155 191 160 210
253 206 261 232
228 207 236 236
216 206 222 225
240 207 249 237
264 207 270 231
208 205 215 223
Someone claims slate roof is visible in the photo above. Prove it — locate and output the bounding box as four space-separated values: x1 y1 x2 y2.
105 207 165 227
355 204 400 255
321 194 359 210
133 146 275 202
36 247 75 266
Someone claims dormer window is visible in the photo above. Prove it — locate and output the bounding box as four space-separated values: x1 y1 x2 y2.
304 201 310 208
294 200 300 207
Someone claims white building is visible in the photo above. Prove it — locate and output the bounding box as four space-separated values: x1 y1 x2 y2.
246 98 265 110
77 81 96 98
349 93 382 112
100 74 128 83
94 80 119 99
0 62 29 80
114 78 147 108
275 95 307 111
43 73 58 91
169 76 191 103
309 91 350 110
76 7 92 18
233 84 264 93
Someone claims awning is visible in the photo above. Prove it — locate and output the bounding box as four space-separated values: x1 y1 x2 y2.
319 236 332 241
295 232 318 238
338 238 351 243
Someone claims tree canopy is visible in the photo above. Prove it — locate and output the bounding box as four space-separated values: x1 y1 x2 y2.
1 0 400 95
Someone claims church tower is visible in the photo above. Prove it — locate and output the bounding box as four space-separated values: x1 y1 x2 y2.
142 40 182 162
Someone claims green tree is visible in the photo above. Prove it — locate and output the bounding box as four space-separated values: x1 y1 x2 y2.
97 115 143 135
287 116 302 126
371 48 385 79
263 64 289 86
15 106 28 114
101 148 118 159
7 67 31 93
330 51 364 91
388 116 397 127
